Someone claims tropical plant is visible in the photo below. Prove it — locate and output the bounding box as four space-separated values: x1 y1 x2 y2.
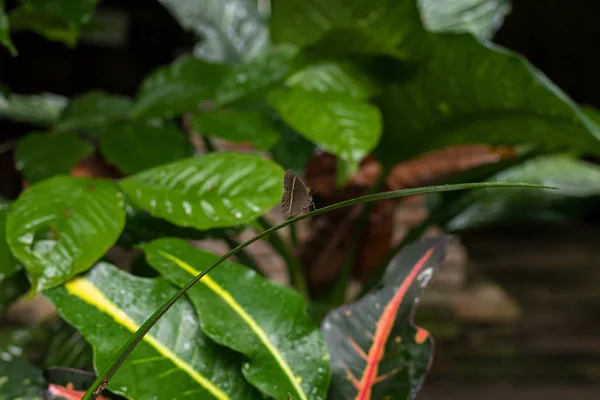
1 0 599 399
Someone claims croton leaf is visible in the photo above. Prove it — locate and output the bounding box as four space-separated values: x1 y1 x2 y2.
158 0 269 64
45 262 261 399
0 92 68 125
375 34 600 168
120 152 284 230
286 60 380 100
446 154 600 230
215 45 298 106
0 0 16 55
0 359 45 400
98 122 191 174
6 176 125 292
418 0 511 40
131 56 230 119
54 91 132 133
269 88 381 178
141 238 332 400
191 110 280 150
322 235 450 400
14 132 94 183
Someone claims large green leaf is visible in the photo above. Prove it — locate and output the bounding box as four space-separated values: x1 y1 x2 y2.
131 56 230 119
0 199 19 280
45 262 261 399
55 91 132 133
98 123 191 174
14 132 94 183
286 60 380 100
323 236 450 400
158 0 269 64
215 45 298 106
141 238 332 400
0 359 45 400
0 92 68 125
191 110 280 150
418 0 511 40
27 0 100 25
446 155 600 230
375 34 600 167
6 177 125 292
0 0 16 55
120 153 284 230
269 88 381 176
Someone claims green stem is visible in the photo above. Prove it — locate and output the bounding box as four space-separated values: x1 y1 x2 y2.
82 181 552 399
222 236 263 276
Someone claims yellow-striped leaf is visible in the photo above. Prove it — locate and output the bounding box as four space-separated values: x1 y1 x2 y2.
141 238 332 400
45 262 261 400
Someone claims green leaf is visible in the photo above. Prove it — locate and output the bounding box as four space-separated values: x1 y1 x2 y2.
0 199 19 280
375 35 600 168
323 236 450 400
216 45 298 106
158 0 269 64
141 238 332 400
131 56 230 119
269 88 382 176
0 0 16 55
418 0 511 40
98 123 191 174
270 124 316 173
14 132 94 183
191 110 280 150
0 359 45 400
9 5 80 47
446 155 600 230
120 153 284 230
45 262 261 399
27 0 101 25
0 92 68 125
55 91 132 133
286 60 380 99
6 177 126 292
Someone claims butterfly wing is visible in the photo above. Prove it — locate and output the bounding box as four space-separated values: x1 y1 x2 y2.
281 170 312 218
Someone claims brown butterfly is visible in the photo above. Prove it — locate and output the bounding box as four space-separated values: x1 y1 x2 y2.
281 170 316 218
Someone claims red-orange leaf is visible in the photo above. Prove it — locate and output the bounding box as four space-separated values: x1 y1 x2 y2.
321 236 450 400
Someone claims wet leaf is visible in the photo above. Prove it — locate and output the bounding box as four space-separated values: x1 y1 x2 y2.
45 262 261 399
141 238 332 400
98 123 191 174
322 236 450 400
0 92 68 125
269 88 381 177
216 45 298 106
131 56 230 119
418 0 511 40
14 132 94 183
120 153 284 230
191 110 280 150
0 359 45 400
55 91 132 133
6 177 125 292
158 0 269 64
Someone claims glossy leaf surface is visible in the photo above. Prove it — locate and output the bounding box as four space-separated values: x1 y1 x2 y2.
0 92 68 125
418 0 511 40
191 110 280 150
120 153 284 230
99 123 191 174
131 56 229 119
269 88 381 174
45 263 260 399
55 91 132 133
216 45 298 105
322 236 450 400
141 238 332 400
375 35 600 167
14 132 94 183
158 0 269 64
0 359 45 400
6 177 125 292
